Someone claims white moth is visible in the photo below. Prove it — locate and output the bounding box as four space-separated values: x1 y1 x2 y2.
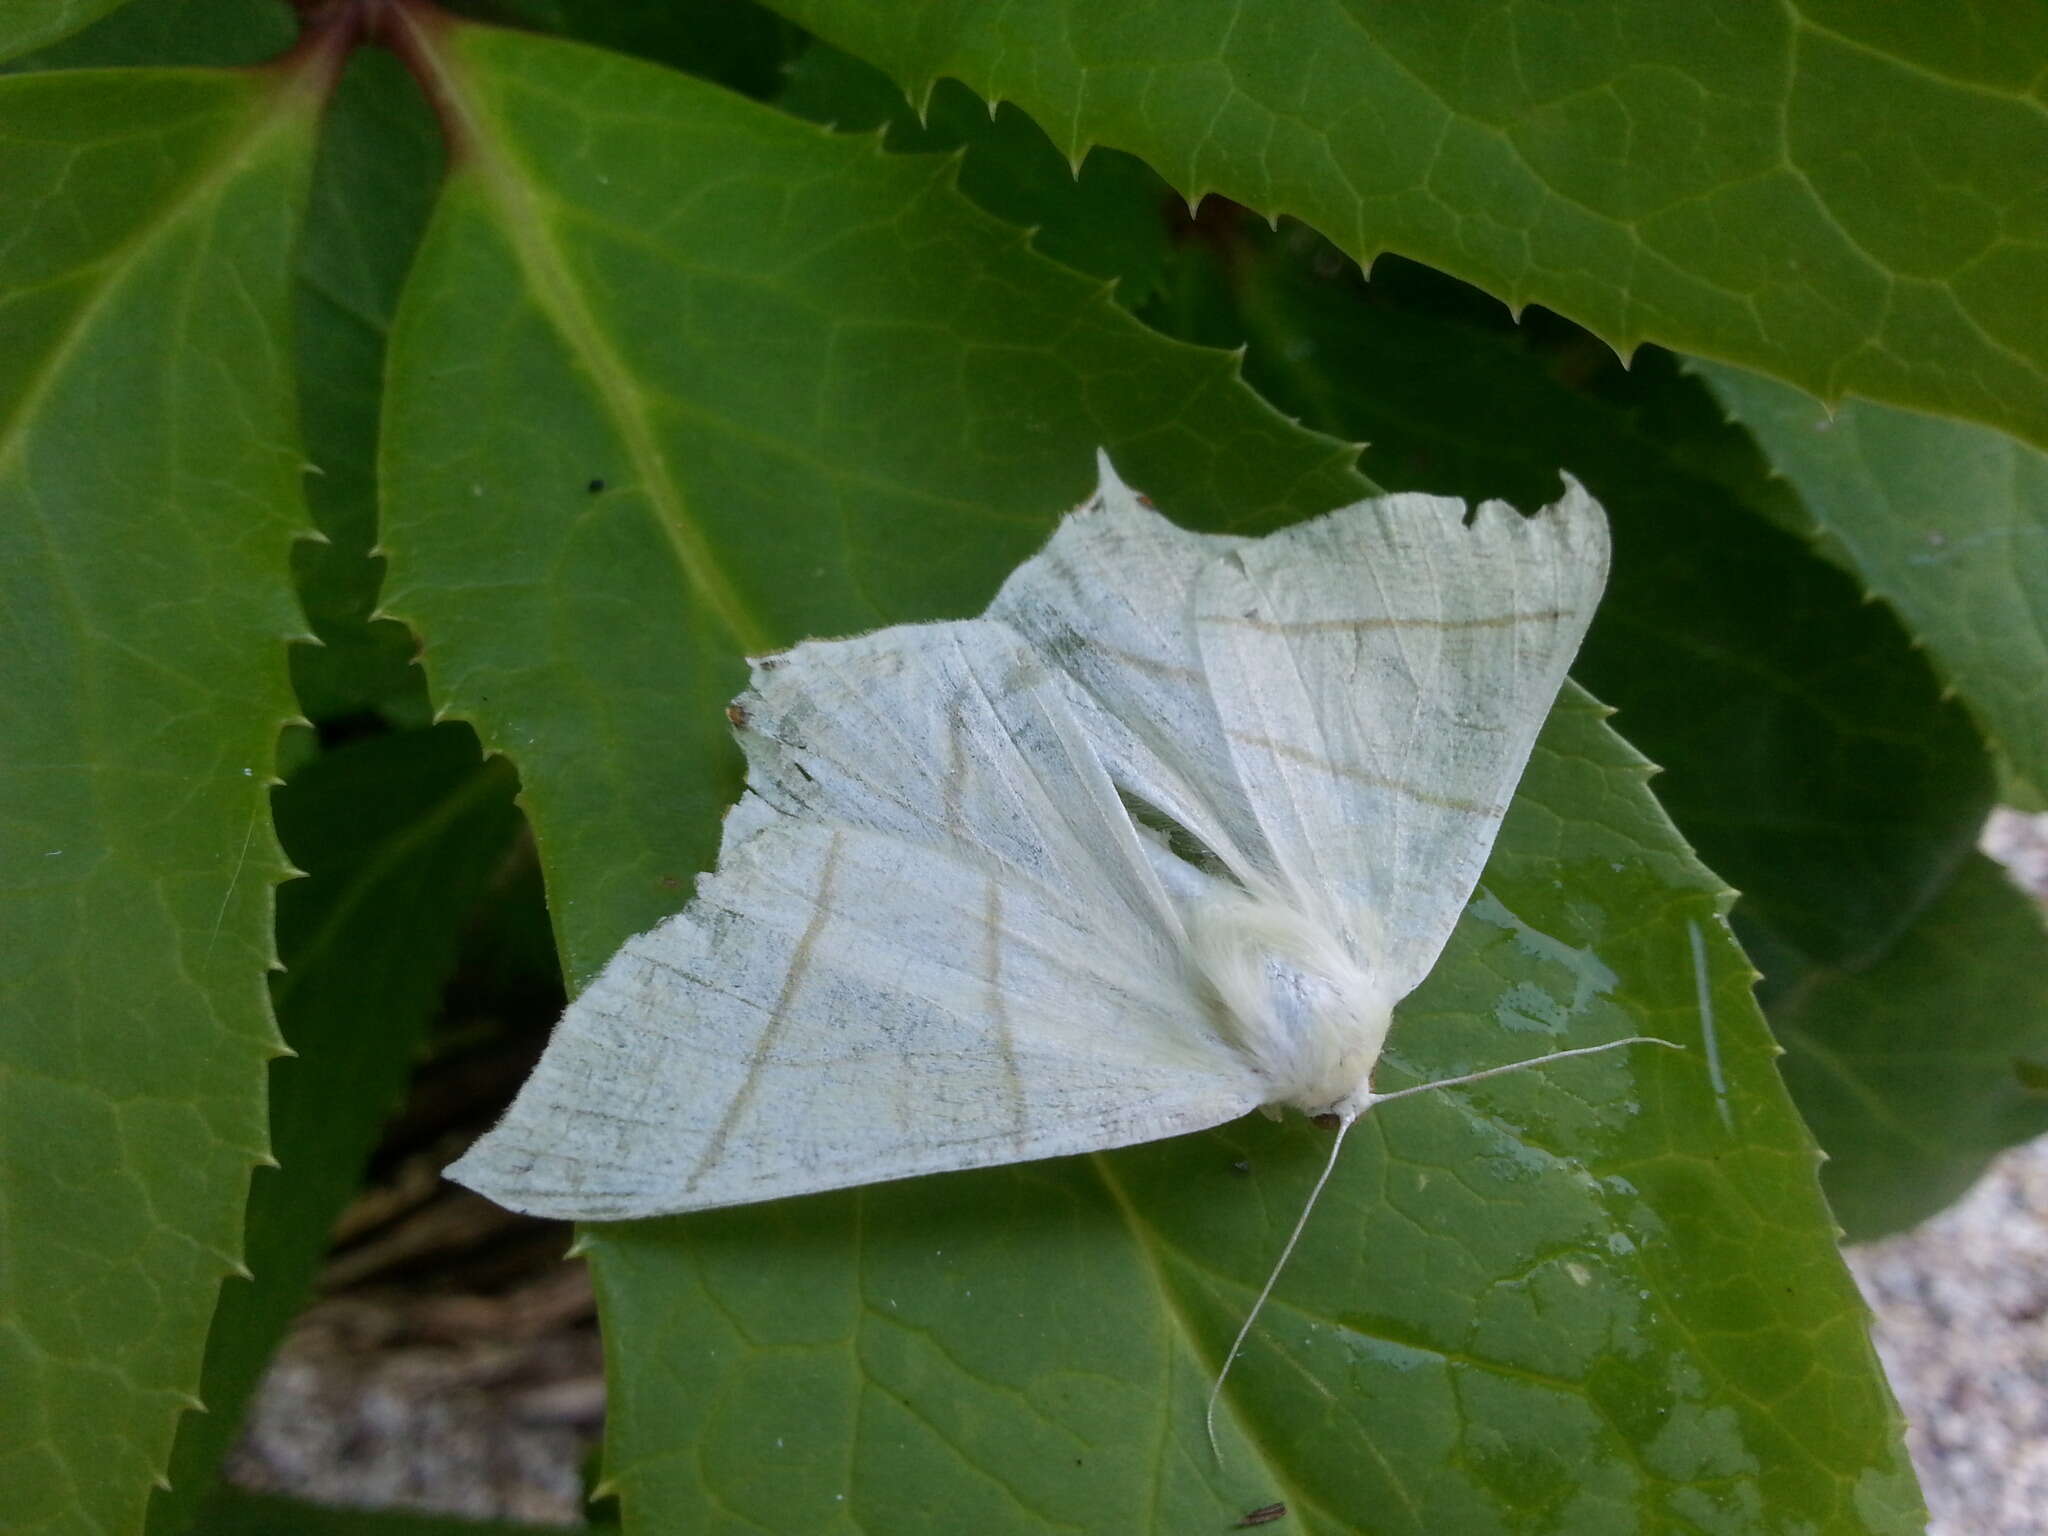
450 454 1672 1433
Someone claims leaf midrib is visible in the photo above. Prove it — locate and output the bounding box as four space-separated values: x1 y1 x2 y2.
416 19 772 658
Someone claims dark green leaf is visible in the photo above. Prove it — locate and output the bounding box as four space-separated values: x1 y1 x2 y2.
776 0 2048 454
4 0 291 70
1693 360 2048 804
461 0 799 99
0 0 131 63
1760 853 2048 1240
147 728 524 1534
0 65 316 1534
779 43 1179 301
289 47 443 730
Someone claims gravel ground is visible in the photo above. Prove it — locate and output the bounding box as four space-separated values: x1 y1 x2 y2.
1843 807 2048 1536
1849 1137 2048 1536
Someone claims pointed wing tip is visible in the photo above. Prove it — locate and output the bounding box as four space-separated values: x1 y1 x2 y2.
445 1142 664 1223
442 1141 522 1206
444 1138 572 1219
1085 446 1154 518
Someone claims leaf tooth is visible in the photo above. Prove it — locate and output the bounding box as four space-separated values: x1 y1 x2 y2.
198 1243 250 1275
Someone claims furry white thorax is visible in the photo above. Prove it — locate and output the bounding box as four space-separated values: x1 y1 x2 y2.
1187 891 1396 1121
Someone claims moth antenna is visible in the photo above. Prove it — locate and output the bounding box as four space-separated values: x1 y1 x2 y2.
1367 1035 1683 1110
1205 1113 1356 1460
1203 1034 1681 1459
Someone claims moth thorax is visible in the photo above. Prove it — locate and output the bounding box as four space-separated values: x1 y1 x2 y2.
1188 894 1394 1116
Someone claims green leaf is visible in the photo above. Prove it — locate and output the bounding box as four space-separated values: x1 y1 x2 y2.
289 47 443 730
0 0 130 63
587 688 1918 1534
778 45 1179 302
471 0 800 99
0 66 317 1536
775 1 2048 455
1752 853 2048 1241
3 0 292 71
1691 359 2048 803
147 727 524 1535
378 21 1367 983
375 27 1914 1528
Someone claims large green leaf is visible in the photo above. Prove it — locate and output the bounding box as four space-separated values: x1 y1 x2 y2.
774 0 2048 455
587 689 1917 1534
0 66 317 1536
377 20 1366 978
1752 853 2048 1241
376 24 1914 1531
1692 359 2048 802
146 727 524 1535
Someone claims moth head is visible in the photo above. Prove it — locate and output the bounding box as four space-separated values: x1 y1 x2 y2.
1187 891 1397 1119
